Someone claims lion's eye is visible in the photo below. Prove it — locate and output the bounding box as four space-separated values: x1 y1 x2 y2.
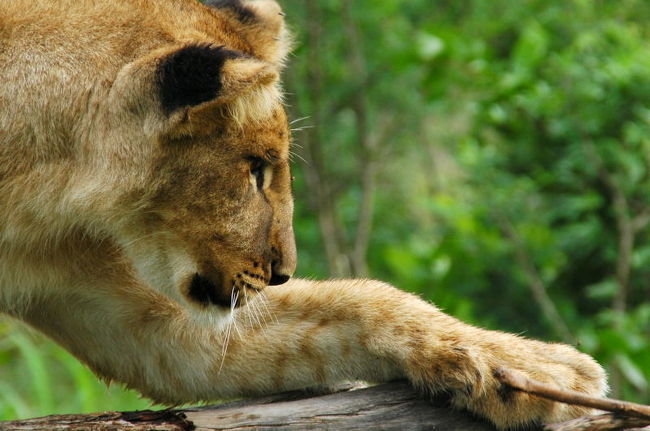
249 158 266 190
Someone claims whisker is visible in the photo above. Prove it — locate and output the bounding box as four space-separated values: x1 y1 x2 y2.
249 294 265 330
290 116 310 125
289 150 307 164
218 287 238 375
217 315 232 375
252 291 268 331
258 291 279 326
247 294 272 343
230 289 243 340
243 289 255 329
290 125 314 132
230 286 237 311
258 292 278 326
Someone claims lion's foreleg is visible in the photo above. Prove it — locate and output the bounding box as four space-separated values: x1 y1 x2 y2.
20 278 606 430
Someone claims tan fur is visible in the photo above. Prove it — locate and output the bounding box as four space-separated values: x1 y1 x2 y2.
0 1 606 429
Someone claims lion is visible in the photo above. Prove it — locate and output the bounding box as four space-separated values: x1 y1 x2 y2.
0 0 606 429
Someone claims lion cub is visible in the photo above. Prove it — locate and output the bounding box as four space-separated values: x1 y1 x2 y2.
0 0 606 429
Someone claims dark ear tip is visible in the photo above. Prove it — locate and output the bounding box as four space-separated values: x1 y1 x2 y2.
205 0 257 24
157 44 240 115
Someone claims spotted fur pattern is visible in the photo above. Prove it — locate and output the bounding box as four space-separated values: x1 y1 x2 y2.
0 1 607 429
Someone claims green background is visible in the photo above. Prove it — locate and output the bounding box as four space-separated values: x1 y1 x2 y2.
2 0 650 419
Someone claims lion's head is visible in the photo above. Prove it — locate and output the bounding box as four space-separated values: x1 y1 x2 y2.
58 0 297 310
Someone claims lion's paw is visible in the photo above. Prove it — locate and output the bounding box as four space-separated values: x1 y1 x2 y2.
405 332 607 430
458 338 607 430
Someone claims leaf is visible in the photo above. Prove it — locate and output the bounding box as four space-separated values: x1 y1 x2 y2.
431 255 451 280
614 354 648 392
512 21 549 73
416 32 445 61
586 280 617 300
10 333 54 414
0 382 31 419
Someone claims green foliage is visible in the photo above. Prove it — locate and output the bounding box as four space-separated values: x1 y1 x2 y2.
452 0 650 400
0 321 150 420
2 0 650 420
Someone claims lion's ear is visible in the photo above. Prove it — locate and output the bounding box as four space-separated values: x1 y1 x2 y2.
205 0 291 66
157 44 278 115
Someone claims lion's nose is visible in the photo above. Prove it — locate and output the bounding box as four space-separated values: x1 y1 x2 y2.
268 257 292 285
268 272 290 285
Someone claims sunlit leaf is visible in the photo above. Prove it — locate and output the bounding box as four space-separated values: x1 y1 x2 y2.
615 354 648 392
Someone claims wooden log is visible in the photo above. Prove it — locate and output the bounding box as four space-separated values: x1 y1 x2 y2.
543 413 650 431
0 382 497 431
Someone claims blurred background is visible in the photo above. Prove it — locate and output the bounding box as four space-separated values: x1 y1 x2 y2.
2 0 650 419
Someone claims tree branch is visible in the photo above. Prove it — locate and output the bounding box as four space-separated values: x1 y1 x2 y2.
341 0 376 277
292 1 351 277
582 142 635 317
497 216 576 345
632 208 650 234
495 367 650 431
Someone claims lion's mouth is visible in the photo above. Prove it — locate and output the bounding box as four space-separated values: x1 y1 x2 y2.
188 273 239 308
187 272 265 308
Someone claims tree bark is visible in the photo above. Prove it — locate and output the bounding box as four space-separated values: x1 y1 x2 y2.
0 382 498 431
544 414 650 431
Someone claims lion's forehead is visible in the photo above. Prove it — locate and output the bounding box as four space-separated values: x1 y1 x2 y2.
229 109 291 160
